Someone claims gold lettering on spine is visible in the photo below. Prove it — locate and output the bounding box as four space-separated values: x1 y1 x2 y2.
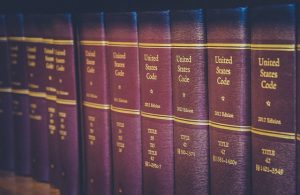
176 134 196 157
212 140 237 166
258 57 280 90
116 121 125 152
255 147 284 175
88 115 96 145
144 128 162 169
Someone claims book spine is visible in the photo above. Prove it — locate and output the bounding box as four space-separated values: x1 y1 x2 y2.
78 13 112 195
106 12 141 195
24 14 49 182
0 15 14 171
170 9 209 195
297 5 300 195
53 14 80 195
207 7 251 195
138 11 174 195
43 15 60 187
7 14 31 176
251 4 296 194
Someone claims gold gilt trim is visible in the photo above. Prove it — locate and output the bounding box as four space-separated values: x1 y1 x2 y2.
252 127 295 140
210 120 251 132
171 43 206 49
0 37 8 41
12 89 29 95
174 116 208 125
296 134 300 141
111 105 140 115
29 91 46 98
251 44 295 51
0 87 12 93
8 36 25 41
80 40 107 46
8 36 74 45
46 94 57 101
24 37 43 43
107 41 138 47
207 43 250 50
83 101 110 110
139 42 172 48
141 111 173 121
56 98 77 105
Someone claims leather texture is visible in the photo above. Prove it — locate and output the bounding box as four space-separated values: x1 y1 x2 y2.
7 14 31 176
53 14 80 195
171 9 209 195
251 4 296 195
138 11 174 195
24 14 49 182
78 13 112 195
207 7 251 195
0 15 15 172
105 12 142 195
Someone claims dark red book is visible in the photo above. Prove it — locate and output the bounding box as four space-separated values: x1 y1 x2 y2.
24 14 49 182
297 4 300 194
0 15 14 171
207 7 251 194
251 4 296 194
170 9 209 195
7 14 31 176
43 15 60 187
53 14 80 195
138 11 174 195
106 12 141 195
78 13 112 195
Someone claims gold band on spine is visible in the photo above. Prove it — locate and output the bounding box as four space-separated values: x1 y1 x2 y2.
12 89 29 95
209 120 251 132
141 111 173 121
107 41 138 47
111 106 140 115
83 101 110 110
0 37 8 41
252 127 295 140
207 43 250 50
46 94 57 101
174 116 208 126
28 91 46 98
8 36 74 45
80 40 107 46
296 134 300 141
0 88 12 93
251 43 295 51
56 98 77 105
139 42 172 48
171 43 205 49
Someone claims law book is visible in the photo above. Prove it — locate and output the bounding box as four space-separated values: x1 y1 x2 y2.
53 14 80 195
138 11 174 195
207 7 251 194
7 14 31 176
24 14 49 182
106 12 141 195
78 13 112 195
251 4 296 194
43 14 60 187
297 4 300 194
170 9 209 195
0 15 14 171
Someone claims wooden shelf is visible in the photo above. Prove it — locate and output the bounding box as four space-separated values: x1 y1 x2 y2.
0 171 60 195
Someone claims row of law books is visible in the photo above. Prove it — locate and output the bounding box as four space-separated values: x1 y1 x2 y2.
0 2 299 195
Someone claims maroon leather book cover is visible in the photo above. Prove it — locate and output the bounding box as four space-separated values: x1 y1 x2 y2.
297 4 300 195
0 15 14 171
106 12 141 195
78 13 112 195
251 4 296 194
138 11 174 195
24 14 49 182
53 14 80 195
170 9 209 195
7 14 31 176
43 14 60 188
207 7 251 194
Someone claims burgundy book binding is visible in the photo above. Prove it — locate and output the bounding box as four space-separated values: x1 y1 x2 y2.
297 4 300 194
207 7 251 194
24 14 49 182
251 4 296 195
53 14 80 195
0 15 14 171
43 15 60 187
170 9 209 195
7 14 31 176
78 13 112 195
105 12 141 195
138 11 174 195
